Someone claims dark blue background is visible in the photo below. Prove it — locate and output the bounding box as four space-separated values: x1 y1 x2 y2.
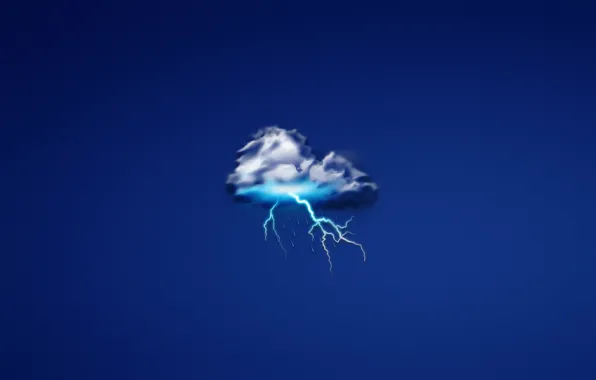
4 0 596 379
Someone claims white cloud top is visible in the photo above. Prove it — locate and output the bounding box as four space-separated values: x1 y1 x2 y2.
227 126 378 201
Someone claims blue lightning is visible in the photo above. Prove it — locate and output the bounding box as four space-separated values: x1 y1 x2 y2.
263 199 286 257
262 192 367 273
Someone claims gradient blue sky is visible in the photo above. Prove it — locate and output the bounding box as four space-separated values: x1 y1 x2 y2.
4 1 596 379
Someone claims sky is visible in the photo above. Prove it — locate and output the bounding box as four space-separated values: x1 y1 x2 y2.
3 0 596 379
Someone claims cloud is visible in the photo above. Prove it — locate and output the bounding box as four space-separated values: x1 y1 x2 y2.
226 126 379 209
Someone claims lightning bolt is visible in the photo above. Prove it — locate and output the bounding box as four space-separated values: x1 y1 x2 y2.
263 199 286 257
288 192 366 273
262 194 367 272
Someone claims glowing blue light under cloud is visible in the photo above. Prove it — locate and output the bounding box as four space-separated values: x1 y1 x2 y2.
236 180 336 204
